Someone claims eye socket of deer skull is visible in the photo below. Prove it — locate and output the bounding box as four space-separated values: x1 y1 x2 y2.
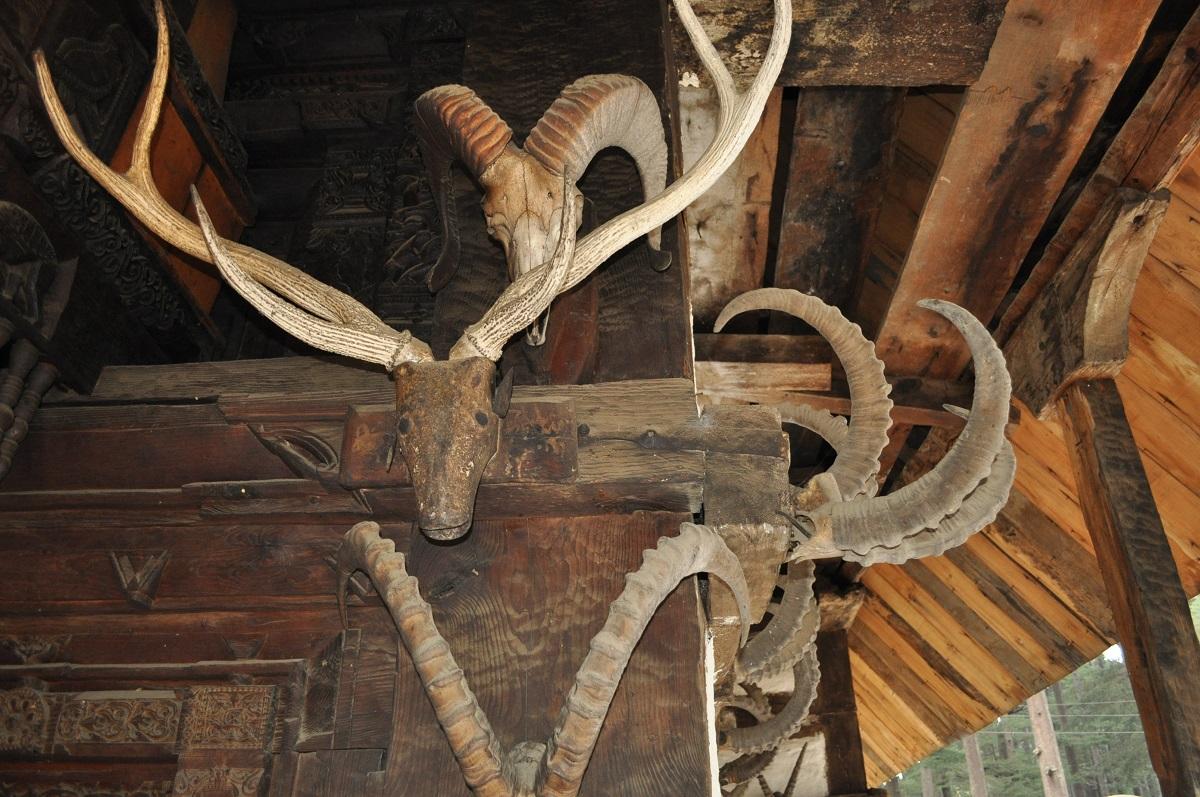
393 357 513 540
479 148 584 345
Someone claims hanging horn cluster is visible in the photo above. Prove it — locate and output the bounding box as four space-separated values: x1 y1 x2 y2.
715 288 1015 567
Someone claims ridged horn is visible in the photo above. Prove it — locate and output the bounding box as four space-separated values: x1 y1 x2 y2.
716 289 893 499
721 646 820 755
538 523 750 797
334 522 512 797
414 85 515 291
800 300 1013 563
526 74 668 253
734 560 818 684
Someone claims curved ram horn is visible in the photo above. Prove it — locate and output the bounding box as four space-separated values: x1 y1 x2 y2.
797 300 1013 564
734 560 818 684
717 685 778 788
335 522 512 797
526 74 669 261
414 85 516 291
716 289 893 499
538 523 750 797
460 0 792 355
34 0 433 369
722 645 820 756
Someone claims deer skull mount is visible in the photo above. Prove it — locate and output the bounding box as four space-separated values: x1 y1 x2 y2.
35 0 788 543
416 75 672 344
392 358 513 540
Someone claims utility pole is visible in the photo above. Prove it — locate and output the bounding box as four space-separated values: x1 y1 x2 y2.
1028 690 1070 797
1051 683 1083 797
964 733 990 797
921 766 936 797
886 777 902 797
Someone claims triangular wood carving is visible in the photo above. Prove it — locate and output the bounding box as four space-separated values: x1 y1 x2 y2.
109 550 170 609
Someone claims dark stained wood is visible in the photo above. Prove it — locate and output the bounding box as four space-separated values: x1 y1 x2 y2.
674 0 1006 88
812 630 868 794
1060 379 1200 796
1006 188 1170 416
374 513 711 795
998 7 1200 342
770 88 903 321
874 0 1162 379
694 334 832 364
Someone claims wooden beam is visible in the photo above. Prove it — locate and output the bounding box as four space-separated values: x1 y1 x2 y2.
997 7 1200 341
874 0 1161 379
813 630 868 795
770 88 903 322
1060 379 1200 795
674 0 1005 88
1005 188 1170 416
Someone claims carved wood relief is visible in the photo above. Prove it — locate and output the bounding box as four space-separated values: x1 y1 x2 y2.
55 694 182 746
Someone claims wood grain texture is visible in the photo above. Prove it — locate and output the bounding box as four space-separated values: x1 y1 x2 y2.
671 0 1005 88
372 513 711 796
770 87 902 320
875 0 1161 378
1060 379 1200 795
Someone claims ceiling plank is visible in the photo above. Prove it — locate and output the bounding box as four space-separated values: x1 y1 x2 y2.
997 6 1200 341
874 0 1162 379
770 87 903 322
675 0 1006 88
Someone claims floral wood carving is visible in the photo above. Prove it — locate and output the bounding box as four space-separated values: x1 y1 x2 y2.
181 685 275 750
54 694 180 745
172 766 263 797
0 687 49 753
0 634 71 664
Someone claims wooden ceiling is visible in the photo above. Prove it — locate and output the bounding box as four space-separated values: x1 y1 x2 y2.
684 0 1200 785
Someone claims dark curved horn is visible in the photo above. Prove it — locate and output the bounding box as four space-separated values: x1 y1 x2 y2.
525 74 668 254
414 85 514 291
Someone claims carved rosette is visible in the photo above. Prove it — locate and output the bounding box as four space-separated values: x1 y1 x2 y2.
55 695 181 744
172 766 262 797
181 686 275 750
0 687 49 752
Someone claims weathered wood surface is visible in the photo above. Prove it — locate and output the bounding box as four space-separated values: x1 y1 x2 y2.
373 513 712 796
812 629 868 794
874 0 1161 379
1060 379 1200 796
683 86 782 327
997 6 1200 342
770 88 903 322
672 0 1006 88
1006 188 1170 416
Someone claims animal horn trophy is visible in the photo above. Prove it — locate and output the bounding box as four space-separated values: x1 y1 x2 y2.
34 0 786 540
415 73 671 344
335 521 751 797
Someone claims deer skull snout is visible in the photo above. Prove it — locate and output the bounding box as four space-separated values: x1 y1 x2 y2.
392 358 512 541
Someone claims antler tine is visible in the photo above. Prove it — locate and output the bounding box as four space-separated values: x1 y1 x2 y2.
34 1 432 368
450 175 577 361
473 0 790 324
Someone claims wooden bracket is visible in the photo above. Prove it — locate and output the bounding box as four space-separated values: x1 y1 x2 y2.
1006 187 1170 417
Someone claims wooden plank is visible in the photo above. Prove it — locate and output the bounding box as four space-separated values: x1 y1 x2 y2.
985 490 1117 640
693 360 831 396
875 0 1161 378
683 87 782 327
770 88 903 318
674 0 1005 88
1060 378 1200 795
997 7 1200 340
374 513 712 795
812 630 867 794
693 334 831 364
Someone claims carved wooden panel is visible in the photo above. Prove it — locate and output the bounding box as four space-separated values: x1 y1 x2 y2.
181 686 275 751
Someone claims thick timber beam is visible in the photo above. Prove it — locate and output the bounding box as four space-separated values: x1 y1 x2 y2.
1060 379 1200 796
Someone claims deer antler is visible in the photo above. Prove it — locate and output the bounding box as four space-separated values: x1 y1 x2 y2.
458 0 792 361
32 2 431 368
